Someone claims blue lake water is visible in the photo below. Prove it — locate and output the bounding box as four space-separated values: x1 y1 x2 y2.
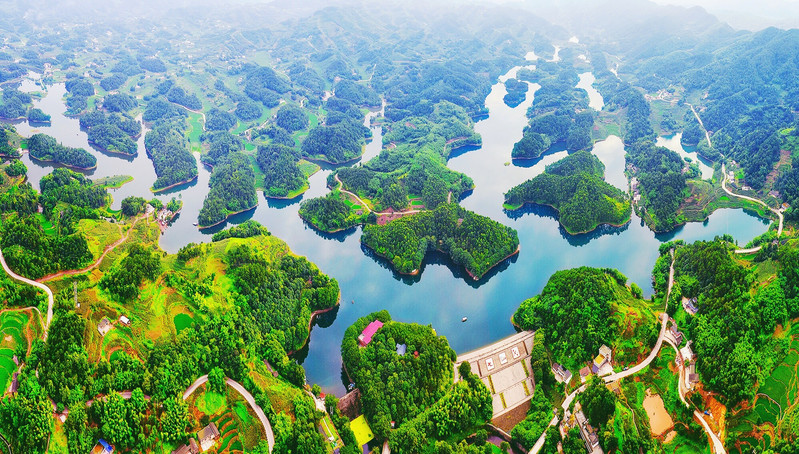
6 67 771 395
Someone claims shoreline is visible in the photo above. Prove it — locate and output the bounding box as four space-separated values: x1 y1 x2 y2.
287 296 341 357
298 211 362 234
198 203 258 229
151 174 199 193
264 183 311 201
464 245 520 281
505 200 632 235
88 139 137 158
29 154 97 171
303 150 365 167
361 241 519 280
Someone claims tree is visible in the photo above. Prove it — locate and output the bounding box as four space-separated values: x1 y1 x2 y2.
581 377 617 428
161 397 190 442
121 196 147 216
208 367 226 394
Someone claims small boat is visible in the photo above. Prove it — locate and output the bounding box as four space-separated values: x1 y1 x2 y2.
462 317 468 322
192 222 198 226
351 299 354 304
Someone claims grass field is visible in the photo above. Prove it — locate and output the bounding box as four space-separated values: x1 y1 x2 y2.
350 415 374 447
77 218 124 259
93 175 134 189
677 179 772 224
173 313 194 333
34 213 56 236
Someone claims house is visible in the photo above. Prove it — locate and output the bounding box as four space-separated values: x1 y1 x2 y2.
197 423 220 451
579 366 592 383
396 343 407 356
358 320 384 347
598 345 612 363
669 325 683 345
171 439 199 454
683 297 699 316
591 354 606 373
574 407 603 453
680 342 694 364
97 318 113 336
552 363 573 384
685 362 699 389
92 439 114 454
119 315 130 326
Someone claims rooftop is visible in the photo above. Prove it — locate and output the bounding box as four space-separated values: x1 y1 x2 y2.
358 320 384 346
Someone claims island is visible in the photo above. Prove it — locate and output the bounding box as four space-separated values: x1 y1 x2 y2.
298 191 369 232
144 122 198 191
504 150 631 234
198 152 258 228
361 203 519 280
503 78 528 107
342 310 492 450
301 120 367 165
257 143 320 199
27 133 97 170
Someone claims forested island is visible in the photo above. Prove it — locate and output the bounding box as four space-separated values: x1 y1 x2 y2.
342 311 492 452
361 203 519 279
198 152 258 228
504 150 631 234
512 65 593 159
81 110 141 156
27 133 97 169
144 122 198 191
298 192 369 233
257 143 319 199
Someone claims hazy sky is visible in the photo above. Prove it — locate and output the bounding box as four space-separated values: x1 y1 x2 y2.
651 0 799 30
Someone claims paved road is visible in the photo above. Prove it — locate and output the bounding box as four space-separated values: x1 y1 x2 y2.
0 247 54 339
604 250 674 382
688 104 712 148
722 163 784 238
183 375 275 452
530 251 675 454
664 337 726 453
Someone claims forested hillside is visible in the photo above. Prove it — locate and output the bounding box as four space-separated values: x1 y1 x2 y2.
505 151 631 234
361 204 519 279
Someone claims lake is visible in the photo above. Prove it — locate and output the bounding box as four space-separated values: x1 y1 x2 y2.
5 65 770 395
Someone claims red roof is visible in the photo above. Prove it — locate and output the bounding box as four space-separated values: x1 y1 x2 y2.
359 320 384 346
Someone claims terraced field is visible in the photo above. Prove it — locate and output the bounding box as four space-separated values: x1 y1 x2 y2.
728 322 799 452
0 311 36 391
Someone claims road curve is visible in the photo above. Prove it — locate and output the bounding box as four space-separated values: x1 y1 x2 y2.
722 163 784 238
0 247 54 339
530 251 675 454
183 375 275 452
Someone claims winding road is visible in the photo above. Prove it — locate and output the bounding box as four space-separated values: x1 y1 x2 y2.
529 249 730 453
183 374 275 452
38 215 146 283
721 162 784 241
0 247 54 339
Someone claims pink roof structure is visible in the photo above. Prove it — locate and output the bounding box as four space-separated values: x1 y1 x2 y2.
358 320 384 346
